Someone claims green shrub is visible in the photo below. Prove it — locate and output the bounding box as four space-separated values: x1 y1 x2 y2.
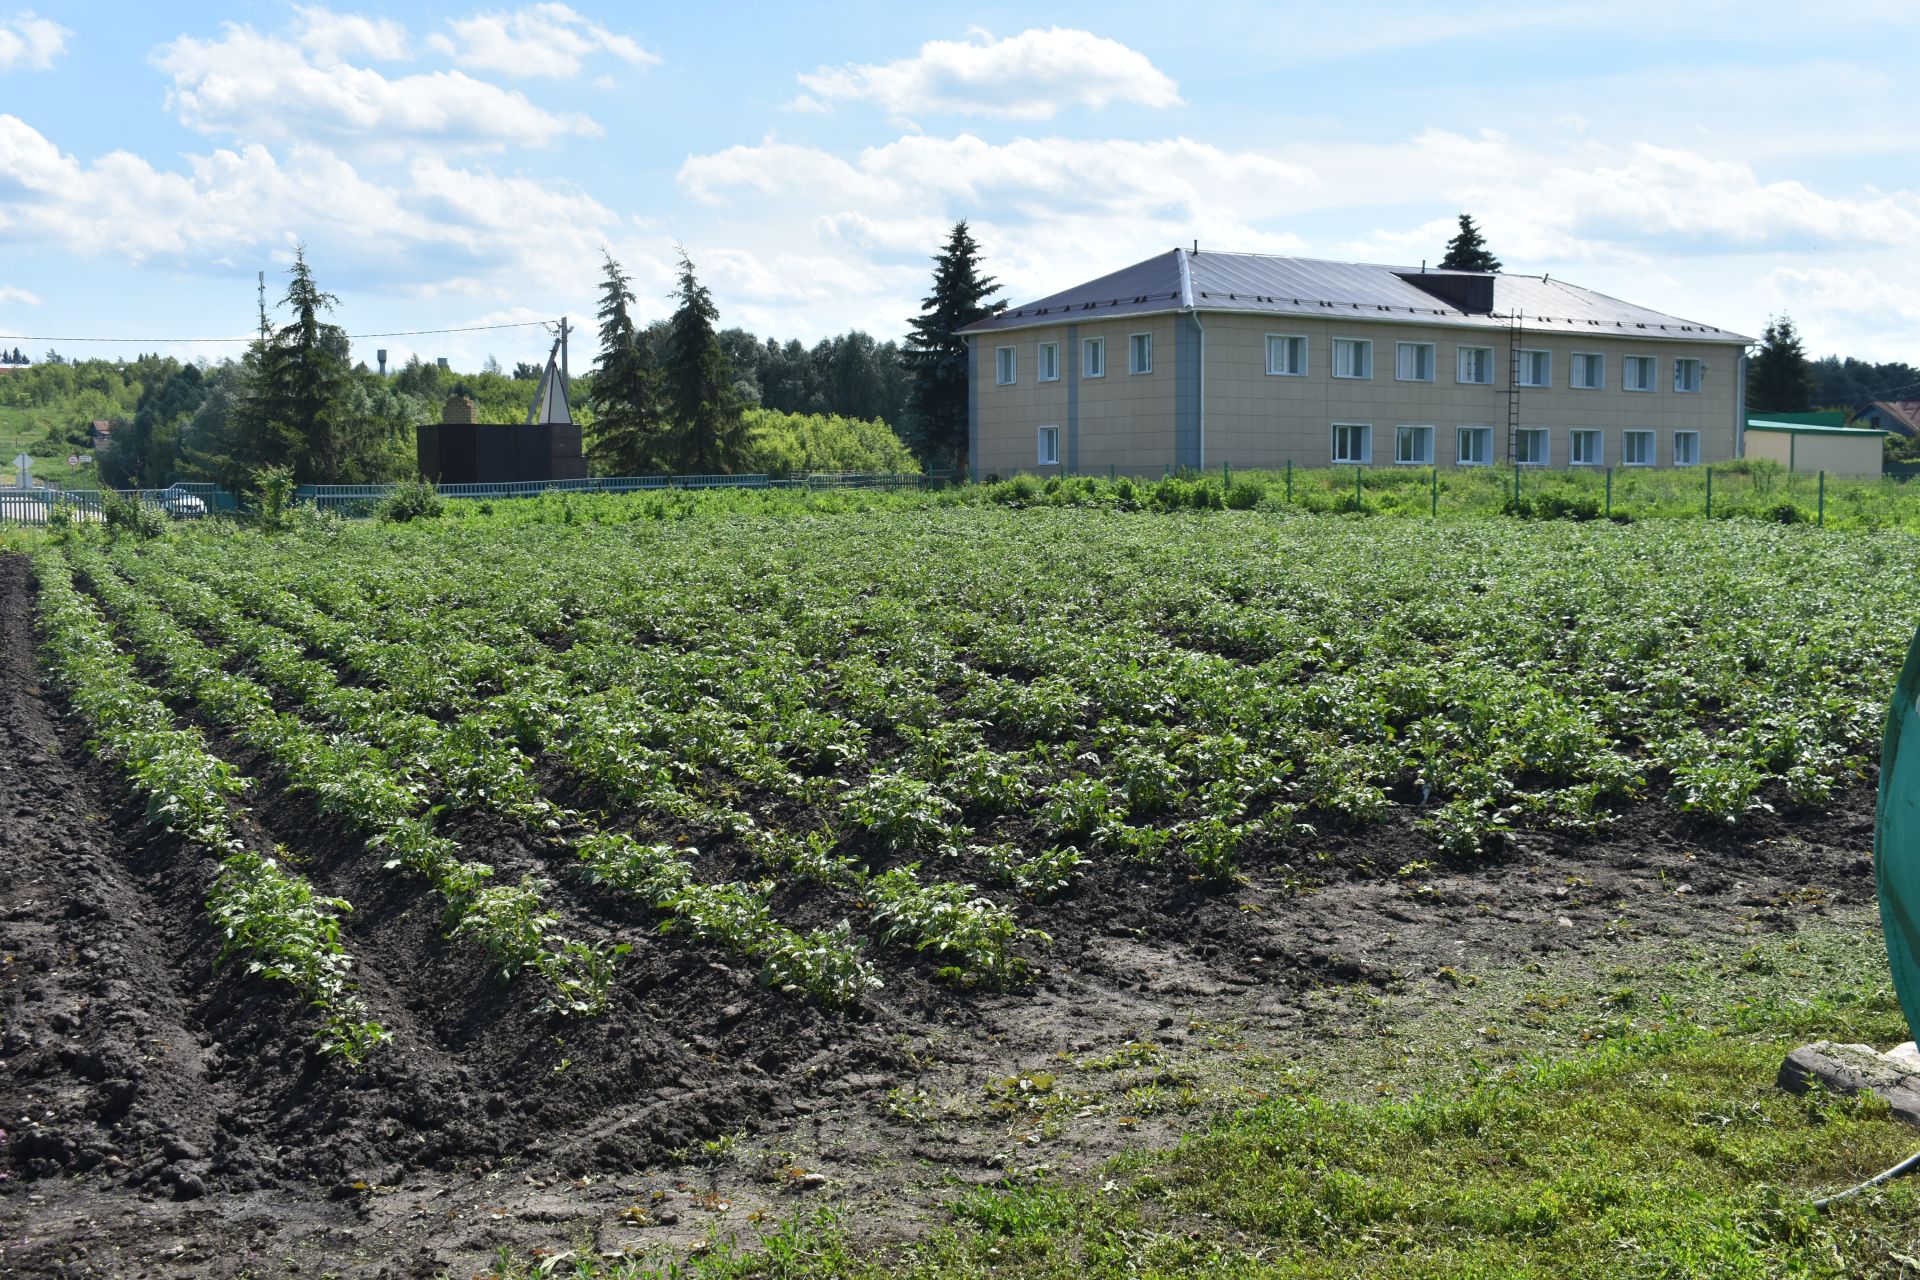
376 476 445 523
101 491 166 539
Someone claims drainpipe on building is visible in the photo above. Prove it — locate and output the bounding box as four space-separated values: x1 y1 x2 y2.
1191 310 1206 472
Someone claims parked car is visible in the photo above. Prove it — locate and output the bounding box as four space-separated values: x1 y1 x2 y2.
160 485 206 519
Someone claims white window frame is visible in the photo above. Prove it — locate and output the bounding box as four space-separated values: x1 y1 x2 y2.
1083 336 1105 379
1128 332 1153 375
1037 425 1060 466
1395 424 1435 465
1265 333 1307 377
1569 428 1604 467
1516 427 1550 466
1456 426 1494 466
1622 354 1656 393
1673 430 1701 467
995 346 1016 386
1331 422 1372 464
1456 345 1495 386
1332 338 1373 380
1517 349 1552 388
1570 352 1605 390
1673 358 1702 393
1622 429 1655 467
1038 342 1060 383
1395 341 1437 383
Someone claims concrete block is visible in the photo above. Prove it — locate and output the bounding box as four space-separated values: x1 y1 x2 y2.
1778 1040 1920 1126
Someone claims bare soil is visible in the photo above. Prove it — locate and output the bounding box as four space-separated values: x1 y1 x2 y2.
0 552 1877 1278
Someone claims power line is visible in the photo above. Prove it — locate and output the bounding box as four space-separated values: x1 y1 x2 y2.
0 320 556 345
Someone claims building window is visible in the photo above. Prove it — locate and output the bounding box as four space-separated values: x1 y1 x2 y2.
1673 430 1701 466
1457 426 1493 466
1331 422 1371 464
1266 334 1306 376
1084 337 1105 378
1623 429 1654 466
1332 339 1372 379
1516 428 1549 465
1518 349 1551 388
1570 428 1603 466
1037 425 1059 466
1571 352 1605 390
1674 358 1702 393
1129 333 1152 374
996 347 1015 385
1395 425 1435 465
1457 346 1495 385
1623 355 1656 392
1396 342 1436 382
1039 342 1060 382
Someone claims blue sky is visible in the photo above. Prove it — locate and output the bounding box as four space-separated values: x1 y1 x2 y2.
0 2 1915 372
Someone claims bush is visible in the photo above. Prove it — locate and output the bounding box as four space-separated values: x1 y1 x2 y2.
376 476 445 523
251 464 298 530
1762 499 1807 524
100 491 166 539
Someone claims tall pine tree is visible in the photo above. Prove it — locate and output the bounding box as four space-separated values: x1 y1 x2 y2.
905 220 1004 474
1749 315 1816 414
1438 213 1502 273
584 250 664 474
232 246 354 483
661 248 749 474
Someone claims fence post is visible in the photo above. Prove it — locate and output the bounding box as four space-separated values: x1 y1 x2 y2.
1819 470 1826 527
1605 466 1612 518
1356 465 1363 507
1109 464 1115 482
1286 460 1293 502
1513 462 1521 512
1705 466 1713 518
1431 465 1438 516
1223 461 1230 489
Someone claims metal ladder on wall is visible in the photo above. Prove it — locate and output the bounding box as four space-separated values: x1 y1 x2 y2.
1505 308 1524 463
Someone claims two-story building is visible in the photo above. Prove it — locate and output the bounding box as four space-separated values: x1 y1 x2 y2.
959 249 1751 478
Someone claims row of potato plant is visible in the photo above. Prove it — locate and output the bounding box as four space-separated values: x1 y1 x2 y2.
64 544 617 1016
30 550 388 1062
110 542 883 1004
110 511 1912 940
145 537 1040 987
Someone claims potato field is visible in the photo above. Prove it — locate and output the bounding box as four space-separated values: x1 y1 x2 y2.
5 499 1918 1276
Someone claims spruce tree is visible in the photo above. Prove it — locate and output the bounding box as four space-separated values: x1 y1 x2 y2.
1749 315 1816 414
905 220 1004 473
1438 213 1502 273
232 246 353 483
584 250 664 475
661 248 748 474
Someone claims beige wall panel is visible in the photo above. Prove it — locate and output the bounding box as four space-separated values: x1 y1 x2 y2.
974 309 1741 474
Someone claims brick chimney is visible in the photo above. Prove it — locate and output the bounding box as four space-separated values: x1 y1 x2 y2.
441 395 480 425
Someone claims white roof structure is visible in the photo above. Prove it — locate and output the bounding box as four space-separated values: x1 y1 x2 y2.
524 348 572 425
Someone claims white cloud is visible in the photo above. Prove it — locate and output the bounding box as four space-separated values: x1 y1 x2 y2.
0 10 67 71
0 284 40 305
794 28 1182 121
0 113 619 312
153 21 599 156
292 5 410 64
428 4 658 79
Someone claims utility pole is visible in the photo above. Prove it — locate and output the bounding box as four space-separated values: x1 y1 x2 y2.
559 316 570 389
257 270 269 342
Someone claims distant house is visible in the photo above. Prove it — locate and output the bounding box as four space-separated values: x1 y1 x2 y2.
1860 401 1920 439
90 420 112 453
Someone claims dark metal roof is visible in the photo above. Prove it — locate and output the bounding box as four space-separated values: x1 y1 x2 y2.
959 249 1751 344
